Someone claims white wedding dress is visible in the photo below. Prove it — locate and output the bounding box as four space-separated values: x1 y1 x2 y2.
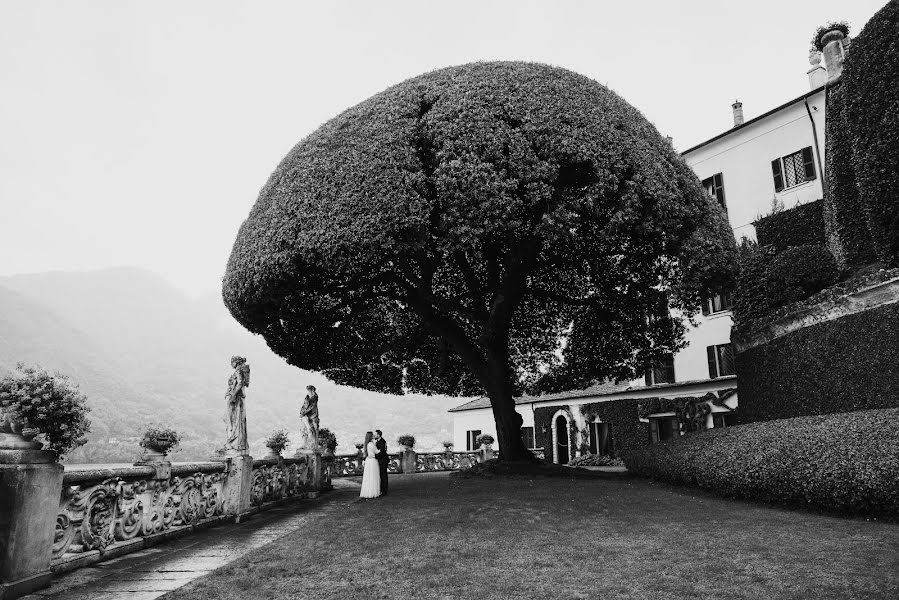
359 441 381 498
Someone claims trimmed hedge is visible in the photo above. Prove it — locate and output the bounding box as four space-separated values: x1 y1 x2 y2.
732 241 774 325
843 0 899 267
765 244 838 307
754 200 825 252
625 408 899 517
823 83 877 268
736 300 899 422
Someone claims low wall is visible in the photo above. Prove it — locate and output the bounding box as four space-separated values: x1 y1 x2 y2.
733 277 899 422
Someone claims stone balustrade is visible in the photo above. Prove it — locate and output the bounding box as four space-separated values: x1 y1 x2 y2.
328 447 545 477
0 451 331 599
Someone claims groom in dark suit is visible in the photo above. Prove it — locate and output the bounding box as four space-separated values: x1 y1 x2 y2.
374 429 388 496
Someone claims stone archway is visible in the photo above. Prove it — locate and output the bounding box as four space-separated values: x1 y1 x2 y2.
551 409 571 464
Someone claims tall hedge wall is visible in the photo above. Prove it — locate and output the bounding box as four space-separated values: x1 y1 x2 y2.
824 83 877 267
754 200 824 252
843 0 899 267
735 300 899 423
533 398 648 462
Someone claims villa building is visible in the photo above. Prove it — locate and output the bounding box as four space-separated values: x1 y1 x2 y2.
451 37 848 463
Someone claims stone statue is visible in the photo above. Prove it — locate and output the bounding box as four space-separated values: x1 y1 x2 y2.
298 385 320 451
224 356 250 454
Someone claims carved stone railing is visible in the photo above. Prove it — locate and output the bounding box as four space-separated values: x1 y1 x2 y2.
328 453 402 477
53 462 227 564
415 451 484 472
250 456 316 506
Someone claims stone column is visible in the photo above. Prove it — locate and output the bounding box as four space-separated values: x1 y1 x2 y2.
294 449 323 497
0 440 63 599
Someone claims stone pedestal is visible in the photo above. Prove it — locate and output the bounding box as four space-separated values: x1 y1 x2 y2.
220 455 253 516
0 450 62 600
481 446 494 461
294 449 323 491
399 448 417 474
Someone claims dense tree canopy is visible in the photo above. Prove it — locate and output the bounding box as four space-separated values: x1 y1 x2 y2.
224 62 736 459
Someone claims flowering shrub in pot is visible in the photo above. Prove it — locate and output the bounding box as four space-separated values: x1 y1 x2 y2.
265 429 290 456
397 434 416 449
0 363 91 458
475 433 495 448
139 425 181 459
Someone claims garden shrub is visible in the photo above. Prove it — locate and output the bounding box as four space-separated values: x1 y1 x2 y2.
754 200 825 252
843 0 899 266
0 364 91 457
568 453 624 467
625 408 899 517
318 428 338 453
765 244 838 307
732 240 774 324
736 300 899 422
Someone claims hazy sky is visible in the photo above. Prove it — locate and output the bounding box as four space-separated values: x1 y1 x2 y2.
0 0 886 298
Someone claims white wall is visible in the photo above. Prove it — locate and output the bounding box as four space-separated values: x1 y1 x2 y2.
684 89 827 241
452 405 534 450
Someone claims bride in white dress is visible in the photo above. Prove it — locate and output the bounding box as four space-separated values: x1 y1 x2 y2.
359 431 381 498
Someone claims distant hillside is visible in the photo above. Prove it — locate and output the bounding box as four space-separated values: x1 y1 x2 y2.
0 269 466 462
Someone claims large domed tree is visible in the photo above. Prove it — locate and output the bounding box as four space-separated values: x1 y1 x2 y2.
224 62 736 462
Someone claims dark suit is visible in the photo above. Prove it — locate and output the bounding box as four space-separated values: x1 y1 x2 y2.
375 437 388 495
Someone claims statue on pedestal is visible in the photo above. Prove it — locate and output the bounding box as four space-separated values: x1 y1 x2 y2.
224 356 250 454
298 385 319 451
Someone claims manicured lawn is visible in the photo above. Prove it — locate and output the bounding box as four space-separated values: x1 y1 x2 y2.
165 472 899 600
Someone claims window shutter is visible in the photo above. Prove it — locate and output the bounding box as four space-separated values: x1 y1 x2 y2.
801 147 816 180
701 298 710 316
589 424 597 454
713 173 726 209
649 419 659 443
771 159 784 192
718 344 736 376
707 346 718 379
644 363 653 386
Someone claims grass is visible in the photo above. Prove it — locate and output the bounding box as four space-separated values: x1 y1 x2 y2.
165 472 899 600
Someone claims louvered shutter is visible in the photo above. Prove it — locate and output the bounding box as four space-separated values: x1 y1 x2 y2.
714 173 726 208
707 346 719 379
649 419 659 443
801 147 816 180
701 298 710 316
772 159 784 192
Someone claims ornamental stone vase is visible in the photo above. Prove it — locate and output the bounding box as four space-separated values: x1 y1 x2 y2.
0 410 43 451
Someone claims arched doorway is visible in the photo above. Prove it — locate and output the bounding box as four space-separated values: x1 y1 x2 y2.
555 415 569 464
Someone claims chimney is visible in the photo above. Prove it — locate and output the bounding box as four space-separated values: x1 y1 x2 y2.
807 50 827 89
732 100 744 127
820 27 848 81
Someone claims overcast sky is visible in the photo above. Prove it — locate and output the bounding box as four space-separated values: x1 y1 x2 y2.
0 0 886 298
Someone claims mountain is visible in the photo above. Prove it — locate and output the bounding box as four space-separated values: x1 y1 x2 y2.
0 268 464 462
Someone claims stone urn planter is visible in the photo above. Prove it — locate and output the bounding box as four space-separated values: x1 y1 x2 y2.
138 429 179 462
0 410 42 451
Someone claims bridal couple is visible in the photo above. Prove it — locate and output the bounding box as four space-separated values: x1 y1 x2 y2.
359 429 389 498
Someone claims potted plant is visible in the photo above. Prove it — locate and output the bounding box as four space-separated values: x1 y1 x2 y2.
442 440 454 452
812 21 850 52
139 425 181 461
318 427 338 455
265 429 290 457
397 434 416 449
475 433 495 448
0 364 91 458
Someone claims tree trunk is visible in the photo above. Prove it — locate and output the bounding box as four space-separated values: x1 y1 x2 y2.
484 353 532 462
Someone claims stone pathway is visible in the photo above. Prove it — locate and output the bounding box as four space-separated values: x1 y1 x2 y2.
23 479 361 600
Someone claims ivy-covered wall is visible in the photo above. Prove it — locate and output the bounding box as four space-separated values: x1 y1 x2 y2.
534 399 649 463
754 200 824 252
735 300 899 423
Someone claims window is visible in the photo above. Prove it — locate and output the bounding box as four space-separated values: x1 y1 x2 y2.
521 426 535 449
706 343 736 378
649 417 680 443
645 355 675 386
701 292 734 316
466 430 481 451
772 147 816 192
702 173 726 210
712 413 739 428
588 422 614 456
